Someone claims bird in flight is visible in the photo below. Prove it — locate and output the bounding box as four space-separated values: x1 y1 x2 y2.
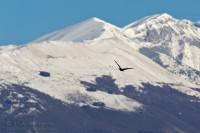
114 60 134 71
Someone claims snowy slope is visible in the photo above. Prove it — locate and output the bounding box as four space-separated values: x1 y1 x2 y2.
0 39 200 113
123 13 200 85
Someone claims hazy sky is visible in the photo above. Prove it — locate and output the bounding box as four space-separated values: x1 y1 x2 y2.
0 0 200 45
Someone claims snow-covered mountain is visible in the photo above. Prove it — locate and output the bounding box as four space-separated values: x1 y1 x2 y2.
2 38 196 112
1 16 200 132
124 13 200 85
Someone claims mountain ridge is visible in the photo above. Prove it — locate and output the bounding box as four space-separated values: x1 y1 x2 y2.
2 13 200 86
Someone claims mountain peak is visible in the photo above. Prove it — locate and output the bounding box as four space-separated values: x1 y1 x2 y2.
156 13 173 19
90 17 105 22
83 17 109 25
124 13 175 29
31 17 122 43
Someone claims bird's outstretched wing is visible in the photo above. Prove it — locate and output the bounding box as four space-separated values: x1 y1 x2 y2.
114 60 121 68
122 68 134 71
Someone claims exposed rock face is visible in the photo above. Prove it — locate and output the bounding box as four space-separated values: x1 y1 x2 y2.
124 13 200 85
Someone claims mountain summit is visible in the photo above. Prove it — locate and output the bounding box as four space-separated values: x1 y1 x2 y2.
124 13 174 29
32 17 124 43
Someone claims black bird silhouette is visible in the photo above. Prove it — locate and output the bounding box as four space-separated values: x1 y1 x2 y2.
114 60 134 71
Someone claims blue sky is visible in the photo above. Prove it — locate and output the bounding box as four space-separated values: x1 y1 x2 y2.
0 0 200 45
